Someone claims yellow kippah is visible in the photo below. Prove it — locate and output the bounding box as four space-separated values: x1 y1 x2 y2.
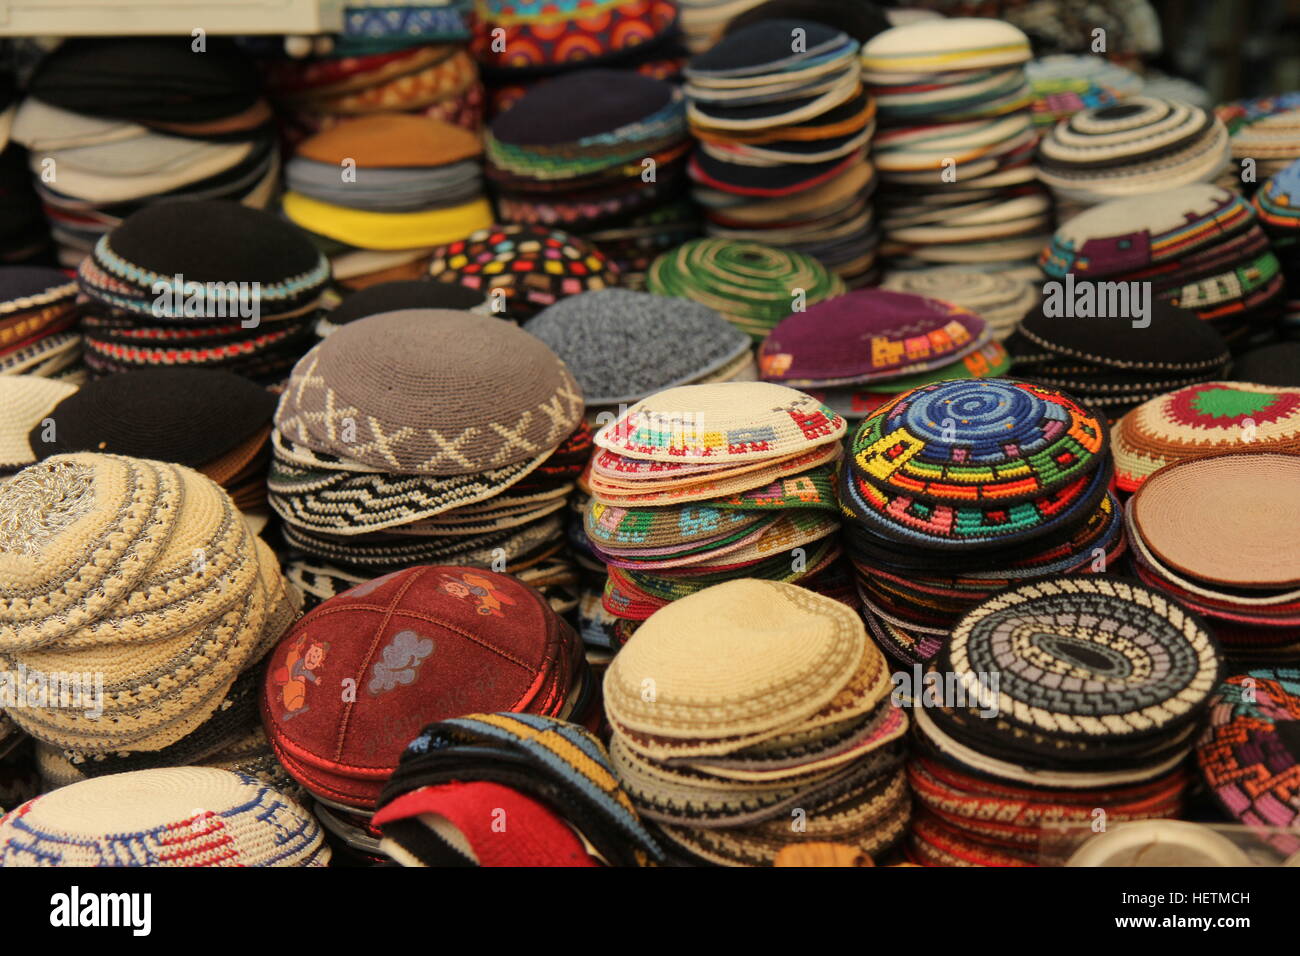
282 192 493 250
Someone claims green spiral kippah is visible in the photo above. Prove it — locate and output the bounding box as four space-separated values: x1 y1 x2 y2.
647 238 844 341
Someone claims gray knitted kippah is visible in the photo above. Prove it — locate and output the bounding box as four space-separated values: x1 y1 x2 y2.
524 289 752 406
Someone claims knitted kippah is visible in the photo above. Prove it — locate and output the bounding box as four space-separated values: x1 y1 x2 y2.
101 200 325 288
1196 669 1300 857
296 113 481 167
490 70 677 148
1113 383 1300 491
0 266 77 310
647 238 845 341
429 224 620 321
860 17 1031 73
523 289 751 406
32 368 276 467
275 309 584 476
0 768 329 867
880 268 1037 340
758 289 988 386
593 381 846 464
945 576 1220 752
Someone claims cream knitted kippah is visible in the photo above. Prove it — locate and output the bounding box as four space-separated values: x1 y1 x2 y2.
0 767 329 867
603 579 867 749
593 382 846 464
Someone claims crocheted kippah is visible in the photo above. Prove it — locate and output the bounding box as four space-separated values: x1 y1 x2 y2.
275 309 584 476
321 279 487 333
759 289 988 386
0 768 328 867
524 289 751 406
1196 668 1300 857
1113 383 1300 490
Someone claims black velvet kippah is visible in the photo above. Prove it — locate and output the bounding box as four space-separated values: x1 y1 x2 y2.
725 0 889 44
490 70 676 147
32 367 276 466
1017 292 1231 371
689 19 843 74
327 280 486 327
1230 341 1300 386
107 201 322 286
28 37 260 123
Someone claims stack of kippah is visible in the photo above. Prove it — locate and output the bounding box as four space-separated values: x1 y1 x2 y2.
15 38 276 267
262 38 483 146
30 368 277 514
428 223 621 321
1041 184 1285 347
1036 96 1230 214
0 768 329 867
269 309 587 613
1023 54 1142 130
1252 158 1300 336
683 20 879 285
283 115 492 291
605 580 910 866
881 267 1037 341
862 18 1050 271
839 378 1121 668
0 267 82 381
1112 382 1300 492
375 712 664 866
76 201 330 382
759 288 1006 420
472 0 678 74
1125 453 1300 661
1008 290 1233 420
526 288 753 661
1197 668 1300 858
316 278 490 338
0 453 300 773
486 70 695 283
586 381 848 644
0 376 77 476
1216 93 1300 192
261 565 589 860
647 237 843 341
908 576 1220 866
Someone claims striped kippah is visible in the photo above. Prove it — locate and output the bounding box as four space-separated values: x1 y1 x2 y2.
376 712 664 866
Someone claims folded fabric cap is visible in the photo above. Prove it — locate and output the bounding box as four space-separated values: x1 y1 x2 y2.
31 368 275 467
295 113 482 167
1113 382 1300 491
260 565 577 809
429 224 621 321
0 376 76 471
759 288 988 386
594 380 846 464
275 308 584 475
376 711 664 866
0 767 329 866
524 289 751 406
